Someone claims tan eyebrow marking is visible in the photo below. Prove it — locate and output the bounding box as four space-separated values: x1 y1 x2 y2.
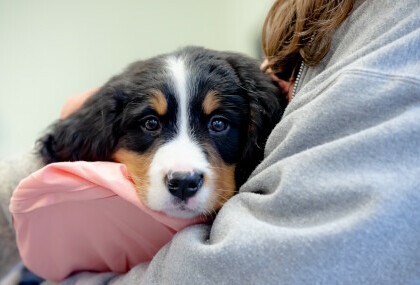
202 90 220 115
149 89 168 116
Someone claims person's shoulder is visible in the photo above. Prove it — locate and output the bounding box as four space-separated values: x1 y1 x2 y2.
296 0 420 99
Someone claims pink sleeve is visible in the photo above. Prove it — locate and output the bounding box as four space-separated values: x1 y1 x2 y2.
9 161 204 282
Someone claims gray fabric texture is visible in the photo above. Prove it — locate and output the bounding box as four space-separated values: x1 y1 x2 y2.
0 151 43 279
61 0 420 283
3 0 420 283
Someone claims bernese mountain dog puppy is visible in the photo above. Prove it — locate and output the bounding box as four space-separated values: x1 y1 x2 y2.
38 47 287 218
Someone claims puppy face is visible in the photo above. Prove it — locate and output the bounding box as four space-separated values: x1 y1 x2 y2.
39 47 286 218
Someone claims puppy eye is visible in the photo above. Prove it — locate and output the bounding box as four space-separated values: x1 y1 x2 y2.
141 116 161 132
208 116 230 134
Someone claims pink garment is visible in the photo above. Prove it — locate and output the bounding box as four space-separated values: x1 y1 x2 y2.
9 161 205 281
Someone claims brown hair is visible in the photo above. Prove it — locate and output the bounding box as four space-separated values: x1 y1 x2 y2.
262 0 355 80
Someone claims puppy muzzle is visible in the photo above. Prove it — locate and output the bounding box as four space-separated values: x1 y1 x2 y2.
166 171 204 201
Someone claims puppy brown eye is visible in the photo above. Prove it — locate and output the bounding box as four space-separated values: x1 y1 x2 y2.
141 116 161 132
208 116 229 134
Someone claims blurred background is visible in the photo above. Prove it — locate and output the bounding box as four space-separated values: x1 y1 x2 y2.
0 0 273 159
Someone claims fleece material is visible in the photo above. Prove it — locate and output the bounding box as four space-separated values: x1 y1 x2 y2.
0 151 42 279
1 0 419 283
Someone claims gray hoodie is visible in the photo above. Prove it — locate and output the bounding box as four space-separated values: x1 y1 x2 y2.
2 0 420 284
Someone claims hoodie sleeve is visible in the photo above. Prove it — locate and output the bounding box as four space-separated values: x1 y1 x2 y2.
0 150 43 278
61 1 420 284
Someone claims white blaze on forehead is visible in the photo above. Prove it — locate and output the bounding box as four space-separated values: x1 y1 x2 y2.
145 55 213 217
162 55 207 170
165 56 189 135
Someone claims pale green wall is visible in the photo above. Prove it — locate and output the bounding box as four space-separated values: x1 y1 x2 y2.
0 0 273 159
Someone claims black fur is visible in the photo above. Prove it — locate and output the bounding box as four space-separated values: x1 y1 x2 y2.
37 47 287 190
221 51 287 187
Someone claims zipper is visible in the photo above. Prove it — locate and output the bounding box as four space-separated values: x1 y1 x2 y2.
291 61 304 100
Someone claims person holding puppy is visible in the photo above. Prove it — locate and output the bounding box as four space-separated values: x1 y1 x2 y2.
1 0 420 284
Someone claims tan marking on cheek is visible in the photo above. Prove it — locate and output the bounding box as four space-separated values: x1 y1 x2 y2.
113 148 154 203
202 90 220 115
202 143 236 212
149 89 168 116
212 163 236 211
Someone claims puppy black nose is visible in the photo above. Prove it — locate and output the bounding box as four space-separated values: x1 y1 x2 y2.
166 171 204 201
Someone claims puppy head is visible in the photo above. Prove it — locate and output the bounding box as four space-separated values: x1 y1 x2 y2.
38 47 286 218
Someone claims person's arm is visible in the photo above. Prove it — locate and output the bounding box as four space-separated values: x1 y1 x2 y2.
59 88 99 120
0 87 98 224
0 152 44 224
0 151 43 278
63 72 420 285
0 89 98 279
59 1 420 283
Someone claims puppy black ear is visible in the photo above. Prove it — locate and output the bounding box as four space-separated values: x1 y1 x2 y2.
38 86 128 164
223 52 288 187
